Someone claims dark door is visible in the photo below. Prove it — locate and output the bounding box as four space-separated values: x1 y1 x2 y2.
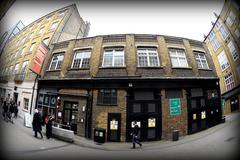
63 101 78 134
230 97 239 112
107 113 121 142
13 92 18 104
126 90 161 142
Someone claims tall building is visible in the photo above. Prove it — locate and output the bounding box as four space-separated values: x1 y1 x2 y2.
37 34 222 142
204 0 240 115
0 4 90 117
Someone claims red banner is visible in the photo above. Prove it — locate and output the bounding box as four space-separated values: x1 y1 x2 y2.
30 43 49 75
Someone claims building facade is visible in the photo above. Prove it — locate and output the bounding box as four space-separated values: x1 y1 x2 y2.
38 34 222 142
204 0 240 115
0 4 90 117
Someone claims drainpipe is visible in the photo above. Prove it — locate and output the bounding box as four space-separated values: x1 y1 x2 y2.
30 74 38 115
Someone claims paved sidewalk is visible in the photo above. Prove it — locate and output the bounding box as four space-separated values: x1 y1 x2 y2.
73 112 239 151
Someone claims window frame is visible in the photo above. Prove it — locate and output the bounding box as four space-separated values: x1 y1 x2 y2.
97 89 117 105
169 48 189 68
224 72 235 91
29 42 36 52
71 49 91 69
217 51 230 71
102 47 125 67
137 47 160 67
23 98 29 110
194 51 209 69
227 41 239 61
48 53 64 71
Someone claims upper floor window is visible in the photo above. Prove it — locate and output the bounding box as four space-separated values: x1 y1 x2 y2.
137 47 160 67
227 41 239 61
208 31 221 51
38 27 44 35
226 11 236 26
169 48 188 67
194 52 209 69
217 51 229 71
58 10 66 17
49 53 64 70
216 22 230 40
234 28 240 38
97 89 117 105
50 22 59 30
29 42 36 52
102 48 124 67
21 61 29 74
224 72 235 91
71 50 91 69
14 63 19 74
42 37 50 46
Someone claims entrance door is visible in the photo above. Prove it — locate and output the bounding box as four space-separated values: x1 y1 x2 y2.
13 92 18 104
63 101 78 134
126 90 161 142
230 97 239 112
107 113 121 142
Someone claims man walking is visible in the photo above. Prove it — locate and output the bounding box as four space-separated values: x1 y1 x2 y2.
131 121 142 149
32 109 43 139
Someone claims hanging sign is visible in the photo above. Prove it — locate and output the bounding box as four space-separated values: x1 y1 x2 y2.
193 113 196 120
201 111 206 119
170 98 181 116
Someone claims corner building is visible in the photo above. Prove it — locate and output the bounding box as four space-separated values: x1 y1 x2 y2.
38 34 222 142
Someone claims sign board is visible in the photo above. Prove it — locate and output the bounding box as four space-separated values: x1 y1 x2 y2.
24 113 32 128
169 98 181 116
201 111 206 119
193 113 196 120
131 121 141 128
30 42 49 75
148 118 156 128
40 94 57 108
110 120 118 130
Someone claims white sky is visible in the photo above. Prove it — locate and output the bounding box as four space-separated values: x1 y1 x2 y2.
0 0 224 41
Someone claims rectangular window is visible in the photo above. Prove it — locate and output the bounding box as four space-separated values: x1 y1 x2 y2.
24 98 29 110
165 89 182 98
226 11 236 26
71 50 91 69
21 61 29 73
217 51 229 71
137 47 160 67
224 72 235 91
169 48 188 67
227 41 239 61
38 27 44 35
234 28 240 38
194 52 209 69
29 42 36 52
42 37 50 46
97 89 117 105
49 53 64 70
29 32 34 39
14 63 19 74
217 22 230 40
208 31 221 51
58 10 66 17
102 48 124 67
50 22 58 30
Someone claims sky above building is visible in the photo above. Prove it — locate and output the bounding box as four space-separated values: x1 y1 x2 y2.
0 0 224 41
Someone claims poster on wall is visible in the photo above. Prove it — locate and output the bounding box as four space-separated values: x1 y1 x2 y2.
148 118 156 128
169 98 181 116
131 121 141 128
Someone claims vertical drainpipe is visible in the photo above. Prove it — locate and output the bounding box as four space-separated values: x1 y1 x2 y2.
30 74 38 115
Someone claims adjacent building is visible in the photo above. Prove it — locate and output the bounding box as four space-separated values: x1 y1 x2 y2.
38 34 222 142
204 0 240 115
0 4 90 118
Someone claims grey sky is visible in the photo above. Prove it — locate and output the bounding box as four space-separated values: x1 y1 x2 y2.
0 0 224 41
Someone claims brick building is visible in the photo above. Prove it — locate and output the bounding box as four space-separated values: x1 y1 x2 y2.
38 34 222 142
0 4 90 117
204 0 240 115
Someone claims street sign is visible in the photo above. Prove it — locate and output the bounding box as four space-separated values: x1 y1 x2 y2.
169 98 181 116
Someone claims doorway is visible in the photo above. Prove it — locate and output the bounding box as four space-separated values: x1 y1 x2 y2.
62 101 78 134
107 113 121 142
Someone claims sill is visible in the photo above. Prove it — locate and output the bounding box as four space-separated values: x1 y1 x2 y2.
172 67 192 70
99 66 126 69
198 68 212 71
67 68 90 71
97 103 118 106
137 66 163 69
46 69 61 72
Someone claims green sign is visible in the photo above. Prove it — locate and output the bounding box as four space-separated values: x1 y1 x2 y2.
170 98 181 116
221 99 225 109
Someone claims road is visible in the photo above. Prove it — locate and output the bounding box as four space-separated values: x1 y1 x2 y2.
0 112 239 160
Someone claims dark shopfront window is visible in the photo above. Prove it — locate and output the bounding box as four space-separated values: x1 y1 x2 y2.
97 89 117 105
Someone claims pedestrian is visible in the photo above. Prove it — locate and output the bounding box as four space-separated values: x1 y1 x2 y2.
14 101 19 118
46 114 54 139
131 121 142 149
32 109 43 139
9 99 15 123
2 101 8 122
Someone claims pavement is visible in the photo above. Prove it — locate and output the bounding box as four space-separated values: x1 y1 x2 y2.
2 111 239 152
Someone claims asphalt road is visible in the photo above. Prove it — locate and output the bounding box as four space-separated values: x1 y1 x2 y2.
0 112 239 160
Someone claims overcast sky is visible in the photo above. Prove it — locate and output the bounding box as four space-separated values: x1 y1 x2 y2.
0 0 224 41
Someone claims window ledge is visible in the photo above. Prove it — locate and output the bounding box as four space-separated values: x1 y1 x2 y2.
96 103 118 106
172 67 192 70
137 66 164 69
67 68 90 71
198 68 212 71
99 66 126 69
46 69 61 72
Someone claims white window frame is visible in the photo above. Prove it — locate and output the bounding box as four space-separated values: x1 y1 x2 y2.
216 22 230 40
224 72 235 91
208 31 221 51
169 48 188 68
227 41 239 61
194 52 209 69
14 63 19 74
42 37 50 46
71 50 91 69
137 47 160 67
234 28 240 38
102 48 125 67
49 53 64 70
23 98 29 110
217 51 230 71
226 11 236 26
50 22 59 30
38 27 44 35
21 61 29 73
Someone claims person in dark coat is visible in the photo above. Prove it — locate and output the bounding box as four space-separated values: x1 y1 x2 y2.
9 100 15 123
2 101 9 121
32 109 43 139
131 121 142 149
46 115 54 139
